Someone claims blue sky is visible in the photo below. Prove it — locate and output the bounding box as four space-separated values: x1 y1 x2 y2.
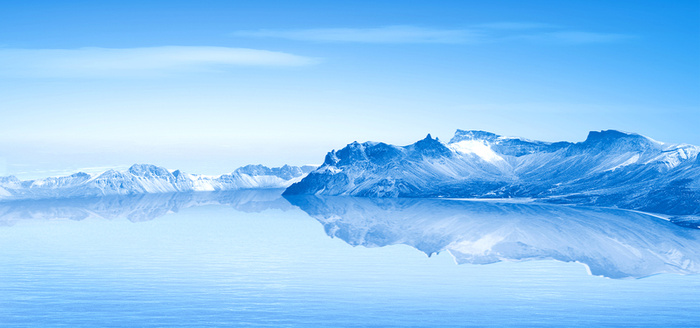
0 0 698 178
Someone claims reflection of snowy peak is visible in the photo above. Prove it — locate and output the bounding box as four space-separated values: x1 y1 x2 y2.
0 189 292 226
284 130 700 216
0 164 312 201
286 195 700 279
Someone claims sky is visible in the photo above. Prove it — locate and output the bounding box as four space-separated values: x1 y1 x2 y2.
0 0 698 178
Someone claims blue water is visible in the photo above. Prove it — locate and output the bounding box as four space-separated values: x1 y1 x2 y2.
0 191 698 327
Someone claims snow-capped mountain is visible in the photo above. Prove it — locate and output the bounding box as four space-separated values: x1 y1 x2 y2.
284 130 700 216
286 195 700 279
0 164 316 201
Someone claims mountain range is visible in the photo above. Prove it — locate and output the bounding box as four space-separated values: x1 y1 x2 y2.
1 129 698 217
284 130 700 216
0 164 315 201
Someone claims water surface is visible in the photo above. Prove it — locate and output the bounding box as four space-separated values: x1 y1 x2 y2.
0 191 698 327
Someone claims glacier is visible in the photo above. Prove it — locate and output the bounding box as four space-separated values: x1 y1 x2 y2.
0 164 316 201
284 130 700 217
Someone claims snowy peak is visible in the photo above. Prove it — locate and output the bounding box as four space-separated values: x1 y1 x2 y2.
577 130 659 153
449 129 667 156
449 130 561 157
127 164 174 178
324 134 452 168
285 129 700 216
29 172 93 189
326 141 374 165
408 134 453 159
0 176 20 185
449 130 501 143
234 164 305 180
324 141 400 167
0 163 312 201
583 130 648 144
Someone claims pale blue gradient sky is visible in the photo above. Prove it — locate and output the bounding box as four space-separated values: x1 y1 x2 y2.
0 0 698 178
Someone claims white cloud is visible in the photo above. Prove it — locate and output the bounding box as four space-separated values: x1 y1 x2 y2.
0 46 317 78
232 24 633 46
539 31 633 44
232 26 483 44
472 22 557 30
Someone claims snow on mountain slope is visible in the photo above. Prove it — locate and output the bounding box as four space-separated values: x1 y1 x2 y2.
284 130 700 216
0 164 313 201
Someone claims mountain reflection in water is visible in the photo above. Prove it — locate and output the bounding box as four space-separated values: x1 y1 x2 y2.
1 190 698 279
287 195 700 279
0 189 294 225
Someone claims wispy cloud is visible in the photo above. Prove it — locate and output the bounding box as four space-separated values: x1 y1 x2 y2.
0 46 317 78
232 24 633 45
471 22 557 30
233 26 482 44
534 31 633 44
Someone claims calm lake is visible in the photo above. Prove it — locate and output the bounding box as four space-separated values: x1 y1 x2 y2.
0 190 698 327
